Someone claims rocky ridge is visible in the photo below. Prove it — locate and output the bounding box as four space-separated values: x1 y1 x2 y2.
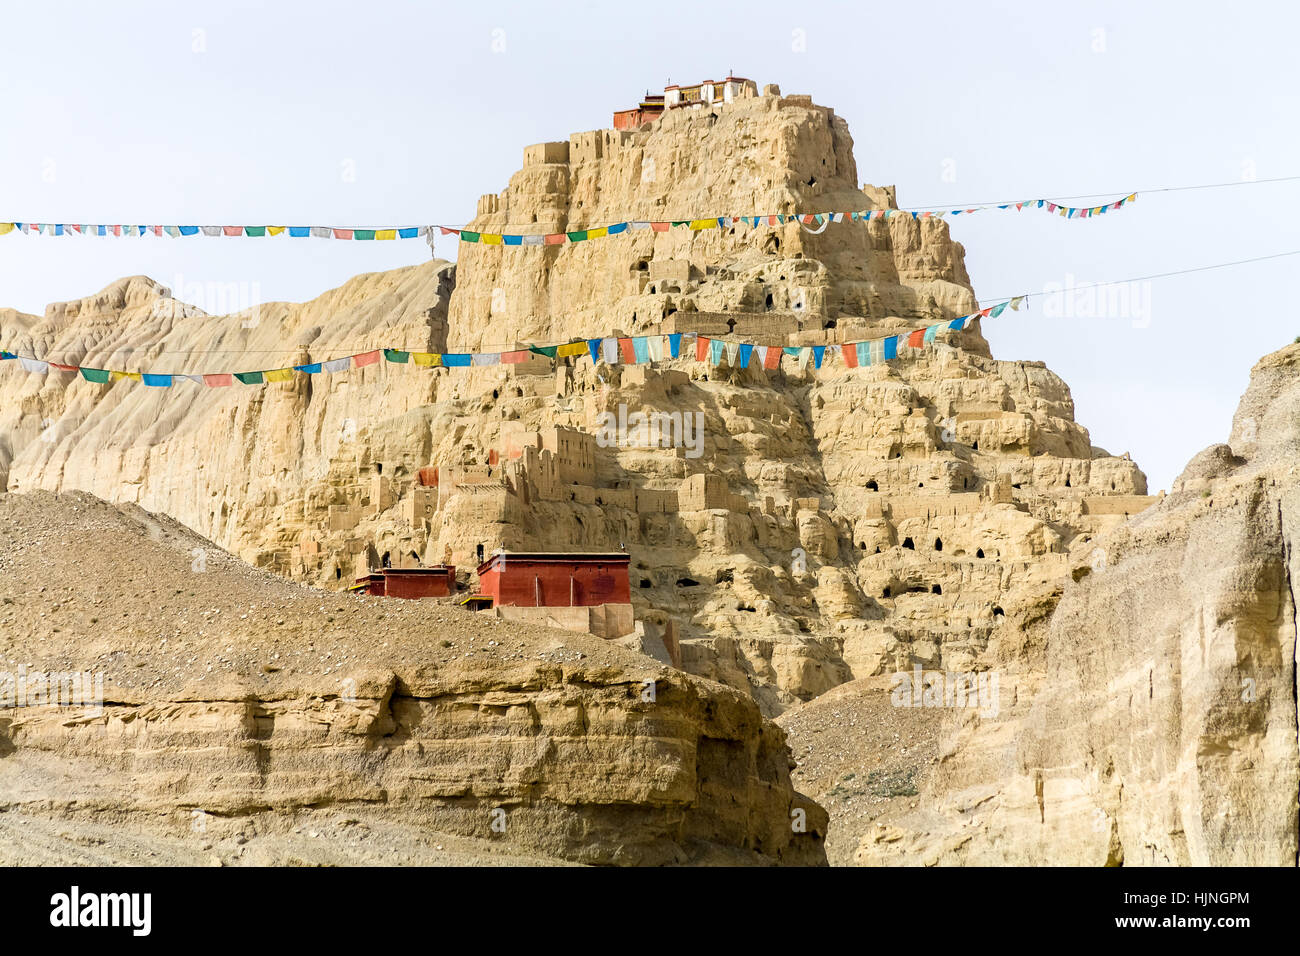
0 87 1156 718
787 343 1300 866
0 490 825 866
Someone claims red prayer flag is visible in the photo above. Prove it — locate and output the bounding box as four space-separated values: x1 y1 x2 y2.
650 222 670 232
695 336 710 362
841 344 858 368
544 233 566 245
764 347 781 369
907 329 925 348
333 228 353 239
619 338 636 364
353 349 380 368
203 373 232 387
501 350 529 364
223 226 242 237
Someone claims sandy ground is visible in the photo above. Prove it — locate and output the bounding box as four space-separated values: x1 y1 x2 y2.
0 808 576 866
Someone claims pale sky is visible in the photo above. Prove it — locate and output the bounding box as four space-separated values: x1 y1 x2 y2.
2 0 1297 491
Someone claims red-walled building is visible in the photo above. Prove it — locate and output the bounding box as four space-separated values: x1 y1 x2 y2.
612 93 665 130
352 566 456 599
475 552 631 608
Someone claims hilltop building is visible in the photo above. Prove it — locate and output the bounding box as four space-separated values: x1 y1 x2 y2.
613 75 759 129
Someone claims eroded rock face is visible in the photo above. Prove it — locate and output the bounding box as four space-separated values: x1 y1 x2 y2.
826 344 1300 866
0 90 1152 717
0 491 826 866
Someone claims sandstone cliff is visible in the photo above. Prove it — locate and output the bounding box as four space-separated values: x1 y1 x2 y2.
789 343 1300 866
0 88 1154 718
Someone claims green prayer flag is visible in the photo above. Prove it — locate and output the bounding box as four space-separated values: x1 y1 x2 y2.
529 345 558 358
353 229 375 240
567 230 587 242
459 230 480 243
384 349 409 363
243 226 266 237
79 367 110 383
234 371 264 385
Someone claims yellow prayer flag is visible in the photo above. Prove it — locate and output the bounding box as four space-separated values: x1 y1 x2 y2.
110 371 142 381
480 233 503 245
556 342 588 358
265 368 294 382
689 218 717 230
412 352 442 367
587 227 608 239
375 229 397 240
0 223 14 235
267 226 286 236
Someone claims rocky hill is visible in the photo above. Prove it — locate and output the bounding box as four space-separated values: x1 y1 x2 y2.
0 490 825 865
0 86 1154 723
784 343 1300 866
